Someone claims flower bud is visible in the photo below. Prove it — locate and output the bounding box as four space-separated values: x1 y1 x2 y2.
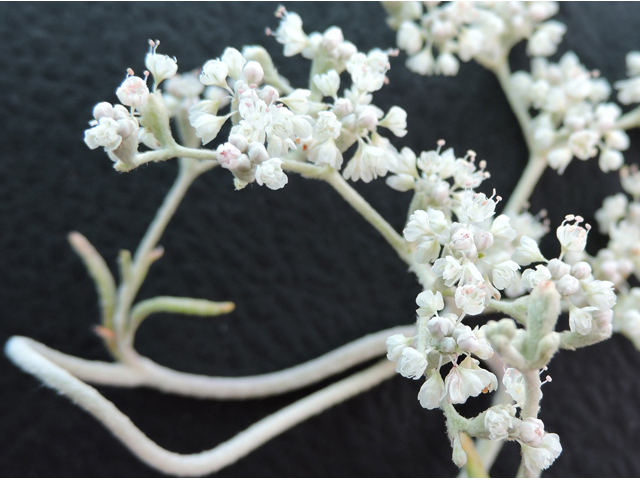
555 274 579 296
474 230 494 251
427 316 455 340
242 60 264 85
439 336 457 353
571 261 592 280
519 418 545 447
547 258 571 279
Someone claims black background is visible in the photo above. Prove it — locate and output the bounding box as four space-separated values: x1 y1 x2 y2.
2 2 640 477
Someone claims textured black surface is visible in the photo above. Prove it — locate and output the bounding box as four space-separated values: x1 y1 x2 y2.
1 2 640 477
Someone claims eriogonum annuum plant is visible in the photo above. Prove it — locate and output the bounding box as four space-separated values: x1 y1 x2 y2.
6 2 640 478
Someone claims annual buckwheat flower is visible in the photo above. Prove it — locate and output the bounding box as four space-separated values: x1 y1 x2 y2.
522 265 552 289
454 283 487 316
192 113 231 145
396 347 428 379
569 303 597 335
556 215 590 254
520 433 562 472
200 60 228 87
221 47 246 80
513 236 547 265
416 290 444 318
444 356 497 404
386 334 412 362
379 106 408 137
503 367 527 406
116 72 150 109
313 70 341 98
145 40 178 86
84 117 122 151
581 279 616 310
484 405 516 441
519 418 546 447
418 371 445 409
255 158 288 190
274 9 309 57
396 21 423 55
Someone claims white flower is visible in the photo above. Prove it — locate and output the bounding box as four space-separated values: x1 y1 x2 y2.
454 283 487 316
484 405 516 441
403 209 448 243
116 75 149 108
346 50 389 93
450 225 475 251
596 193 628 233
432 256 463 287
309 139 343 170
522 265 552 289
520 433 562 472
386 334 412 362
568 130 600 161
454 324 479 352
221 47 246 79
427 315 455 340
275 11 309 57
280 89 311 115
513 235 547 265
406 48 435 75
379 106 408 137
626 51 640 77
547 259 571 279
555 274 579 296
582 279 616 310
527 21 566 57
547 147 573 174
192 113 229 144
569 303 597 335
145 42 178 85
556 214 591 254
503 367 526 406
490 215 516 241
216 142 250 171
343 143 395 183
570 261 592 280
416 290 444 318
436 52 460 76
242 61 264 85
445 356 497 404
492 261 520 290
460 191 497 223
616 77 640 105
396 347 428 379
313 70 340 98
313 111 342 142
519 418 546 447
386 173 415 192
255 158 288 190
84 117 122 151
418 371 445 409
397 21 423 55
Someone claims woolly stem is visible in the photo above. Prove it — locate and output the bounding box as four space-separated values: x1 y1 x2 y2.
5 336 396 477
8 326 413 399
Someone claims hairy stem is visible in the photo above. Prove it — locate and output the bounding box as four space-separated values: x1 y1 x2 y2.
5 335 396 477
503 153 547 216
615 105 640 130
113 160 210 360
9 325 413 399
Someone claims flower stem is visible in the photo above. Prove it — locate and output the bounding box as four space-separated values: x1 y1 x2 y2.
503 153 548 216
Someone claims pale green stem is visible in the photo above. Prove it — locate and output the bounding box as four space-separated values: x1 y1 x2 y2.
503 152 548 216
117 146 218 172
491 61 550 216
113 161 206 361
517 370 543 478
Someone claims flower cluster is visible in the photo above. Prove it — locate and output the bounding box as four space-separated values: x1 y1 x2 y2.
386 290 496 410
384 1 564 76
511 52 630 173
514 215 616 336
615 51 640 105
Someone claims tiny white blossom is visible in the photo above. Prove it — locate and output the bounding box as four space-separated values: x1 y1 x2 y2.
145 41 178 85
386 334 412 362
570 261 592 280
379 106 408 137
503 367 527 406
280 89 311 115
116 75 149 108
484 405 516 441
454 283 487 316
275 11 309 57
346 50 389 93
418 371 445 409
582 279 616 310
460 191 497 223
519 418 546 447
416 290 444 318
547 147 573 174
427 315 455 340
255 158 288 190
555 274 580 296
436 52 460 76
396 347 428 379
221 47 246 79
445 356 497 404
527 21 566 57
522 265 552 289
513 235 547 265
492 260 520 290
406 48 435 75
84 117 122 151
313 70 340 98
242 61 265 85
568 129 600 161
313 111 342 142
397 21 423 55
556 215 591 254
309 139 343 170
192 113 229 144
520 433 562 472
569 303 597 335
